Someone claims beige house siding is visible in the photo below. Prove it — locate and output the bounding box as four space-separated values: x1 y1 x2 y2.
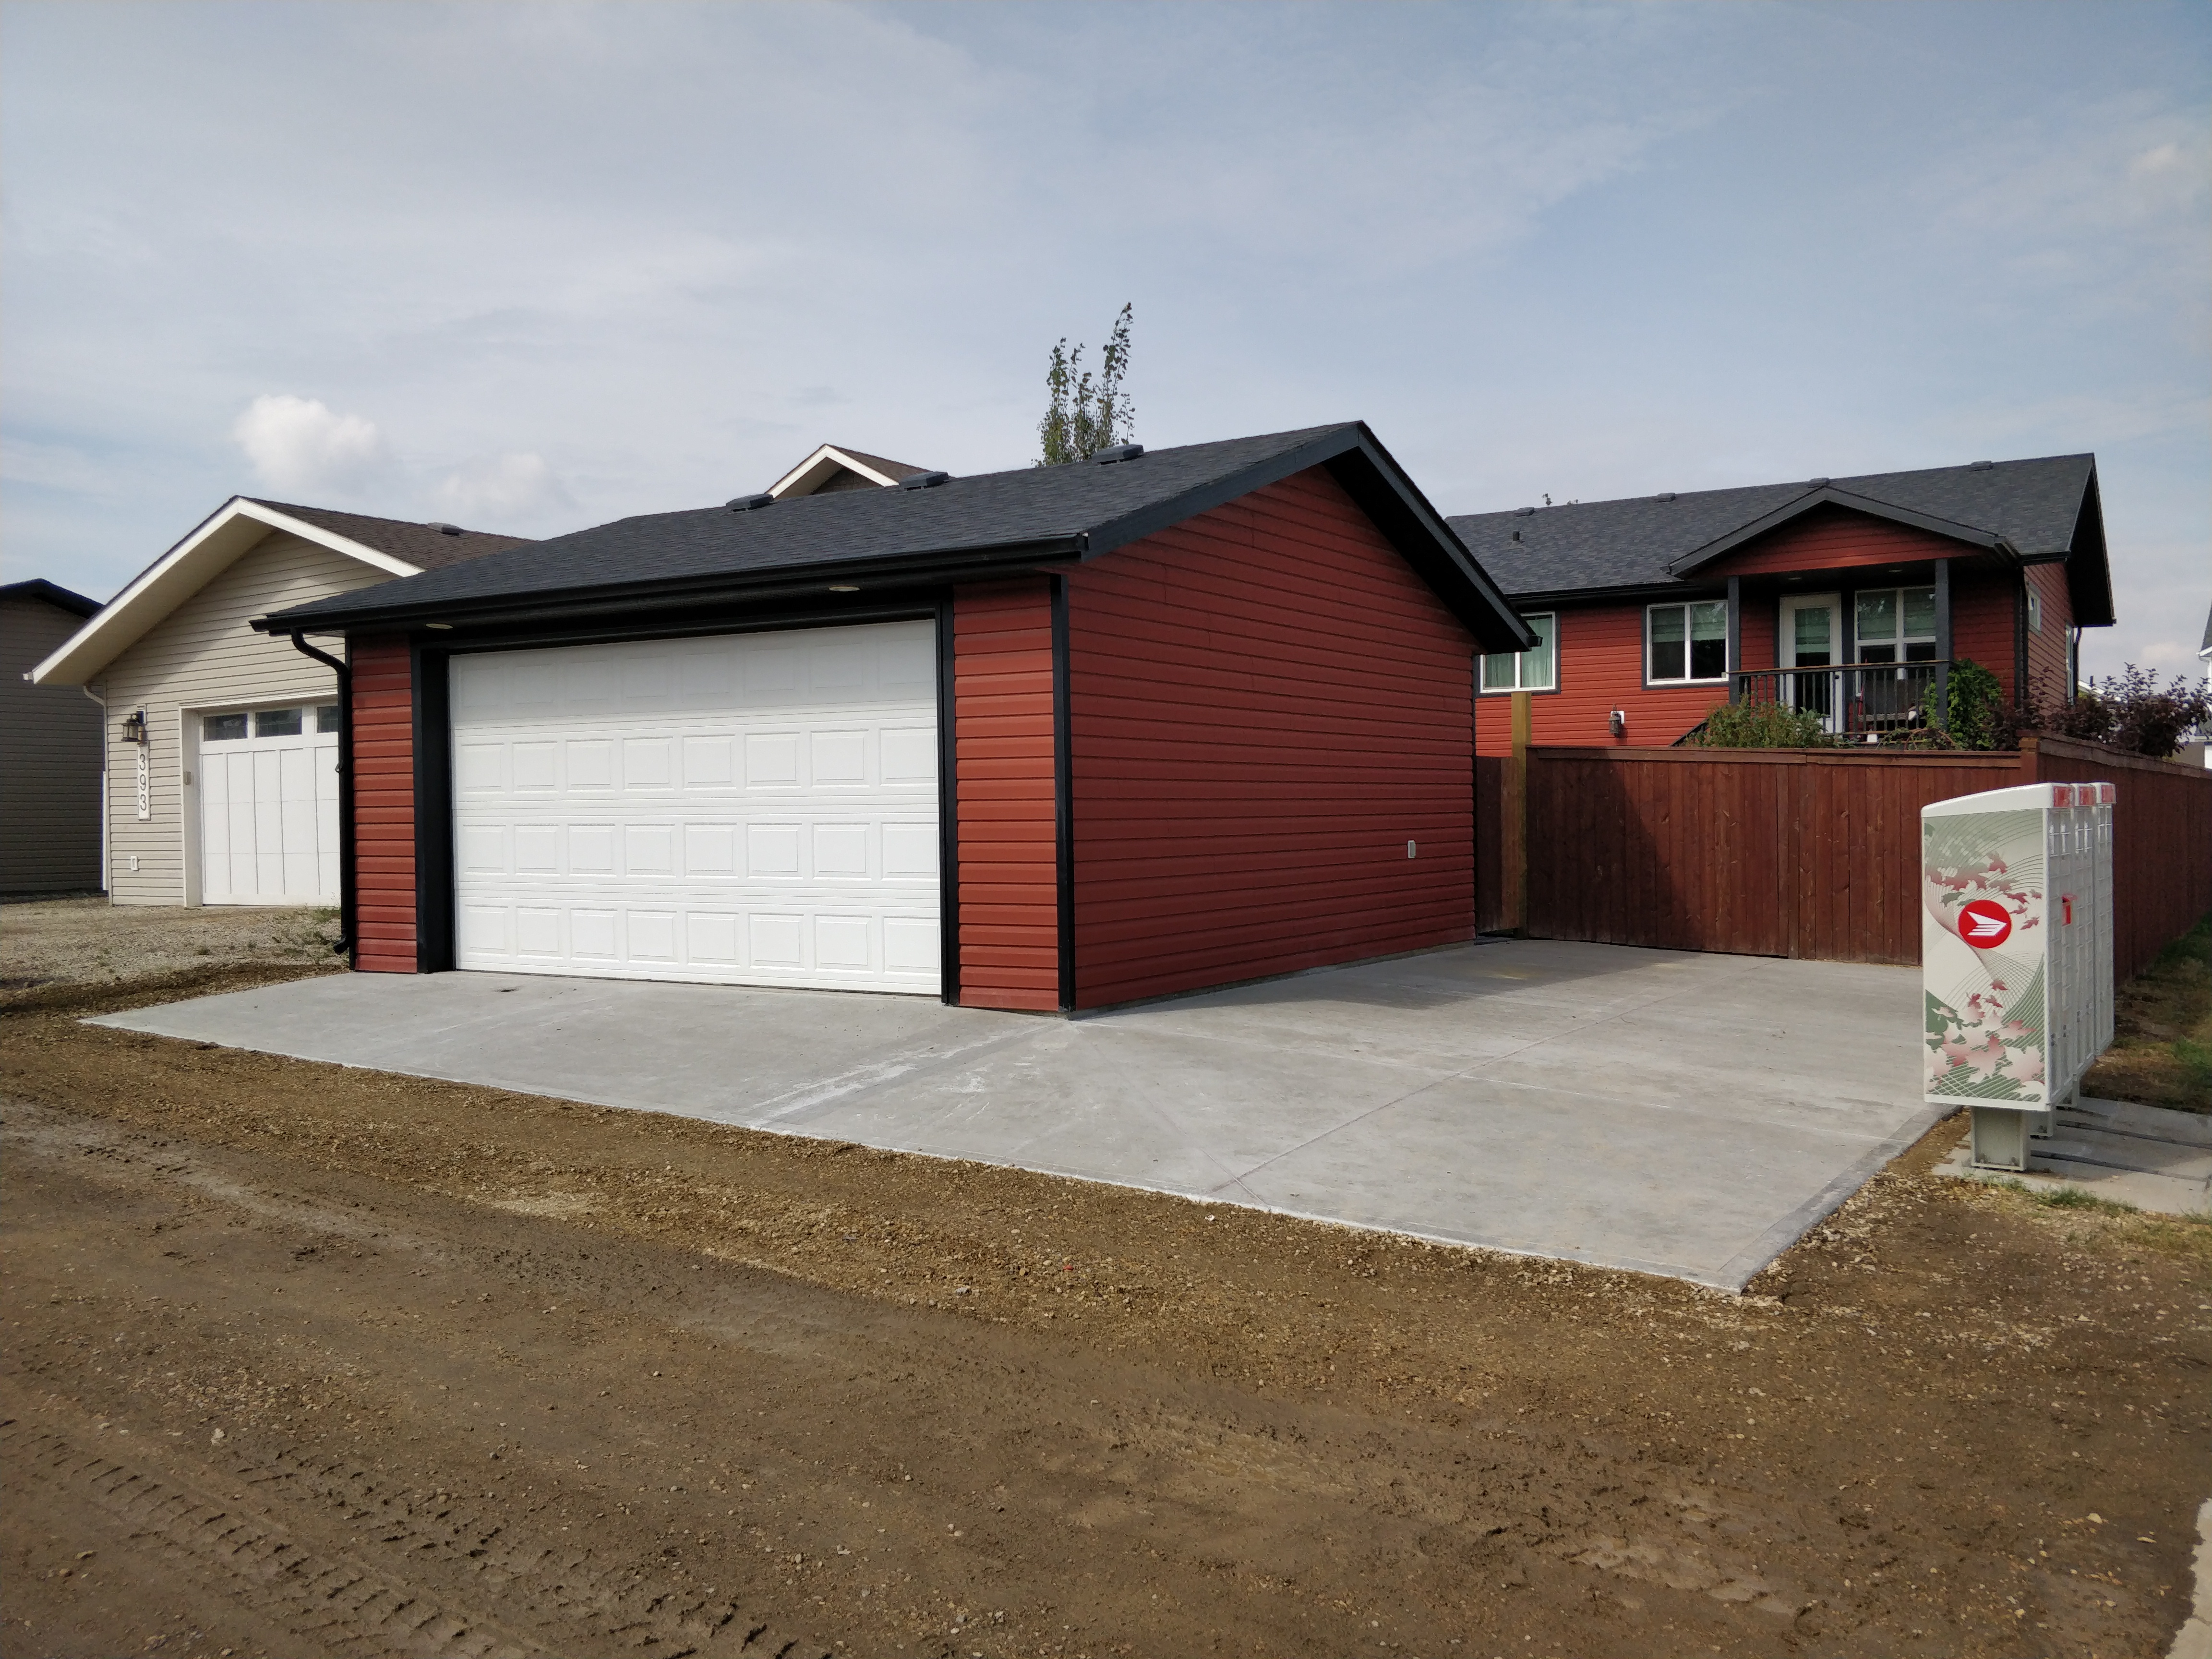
94 531 394 905
1 595 104 892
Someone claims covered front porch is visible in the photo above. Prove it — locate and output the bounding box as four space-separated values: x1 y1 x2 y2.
1711 548 2005 741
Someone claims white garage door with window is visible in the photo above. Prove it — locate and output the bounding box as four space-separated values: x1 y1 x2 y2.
450 620 941 993
199 704 340 904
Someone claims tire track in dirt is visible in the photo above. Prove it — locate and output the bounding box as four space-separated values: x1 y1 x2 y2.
2 1403 827 1659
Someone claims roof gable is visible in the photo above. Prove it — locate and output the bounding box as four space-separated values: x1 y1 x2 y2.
0 578 99 617
31 497 527 686
260 424 1537 653
768 444 934 498
1450 453 2109 623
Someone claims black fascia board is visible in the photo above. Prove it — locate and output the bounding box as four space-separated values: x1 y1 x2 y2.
1666 485 2011 576
1082 421 1536 654
253 533 1085 637
2060 466 2115 627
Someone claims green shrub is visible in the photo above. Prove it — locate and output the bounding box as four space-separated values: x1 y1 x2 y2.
1692 698 1834 748
1948 658 2008 749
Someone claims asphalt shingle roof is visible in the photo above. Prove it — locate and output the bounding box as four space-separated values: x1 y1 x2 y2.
250 500 532 570
1449 454 2097 599
262 424 1530 651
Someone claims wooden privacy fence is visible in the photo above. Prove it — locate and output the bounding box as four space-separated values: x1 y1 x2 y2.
1476 734 2212 981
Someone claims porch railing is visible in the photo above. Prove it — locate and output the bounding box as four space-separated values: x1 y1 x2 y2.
1730 661 1950 738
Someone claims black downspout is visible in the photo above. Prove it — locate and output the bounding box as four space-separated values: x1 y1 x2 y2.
288 632 354 965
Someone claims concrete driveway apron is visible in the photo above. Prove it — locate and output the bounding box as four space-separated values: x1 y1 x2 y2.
94 938 1940 1290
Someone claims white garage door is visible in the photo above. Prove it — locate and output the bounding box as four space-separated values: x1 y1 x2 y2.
449 621 941 994
198 703 340 905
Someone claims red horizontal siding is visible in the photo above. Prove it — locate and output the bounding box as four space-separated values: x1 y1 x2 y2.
2024 561 2073 705
1066 465 1475 1009
1479 602 1736 754
953 579 1060 1011
1949 564 2019 705
1704 503 1972 577
349 635 417 973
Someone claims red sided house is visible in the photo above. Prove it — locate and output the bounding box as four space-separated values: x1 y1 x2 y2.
256 425 1532 1013
1446 455 2114 754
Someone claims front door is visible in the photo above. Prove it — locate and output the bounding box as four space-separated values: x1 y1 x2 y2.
1778 593 1841 728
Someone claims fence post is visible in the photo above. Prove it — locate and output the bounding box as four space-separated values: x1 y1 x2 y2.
1502 690 1531 935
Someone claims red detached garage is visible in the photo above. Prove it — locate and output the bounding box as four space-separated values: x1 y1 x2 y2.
258 425 1532 1013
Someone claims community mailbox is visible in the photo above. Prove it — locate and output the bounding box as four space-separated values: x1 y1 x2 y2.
1922 781 2116 1170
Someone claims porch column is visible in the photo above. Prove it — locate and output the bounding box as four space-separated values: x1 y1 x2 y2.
1726 576 1742 703
1933 557 1951 732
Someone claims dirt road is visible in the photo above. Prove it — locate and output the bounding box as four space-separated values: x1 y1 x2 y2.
4 966 2208 1657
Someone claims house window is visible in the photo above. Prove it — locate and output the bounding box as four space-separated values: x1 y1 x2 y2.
1855 587 1937 664
1481 613 1556 693
1647 601 1728 683
2026 586 2043 634
202 712 248 743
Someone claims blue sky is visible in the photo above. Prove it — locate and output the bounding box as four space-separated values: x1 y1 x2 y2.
3 0 2205 674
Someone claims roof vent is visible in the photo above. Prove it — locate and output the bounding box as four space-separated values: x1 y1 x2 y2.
426 521 464 536
1968 459 1995 470
726 493 773 512
900 470 951 490
1807 477 1830 487
1513 506 1536 517
1656 492 1677 502
1092 444 1144 464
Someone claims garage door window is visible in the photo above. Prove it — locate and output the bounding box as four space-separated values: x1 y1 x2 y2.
203 712 248 742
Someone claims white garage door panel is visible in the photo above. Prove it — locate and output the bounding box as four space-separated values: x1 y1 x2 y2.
450 622 941 993
199 719 339 906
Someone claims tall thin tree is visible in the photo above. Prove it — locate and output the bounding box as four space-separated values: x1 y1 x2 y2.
1038 303 1135 465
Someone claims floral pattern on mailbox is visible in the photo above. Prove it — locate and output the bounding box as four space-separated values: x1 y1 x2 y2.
1923 808 2047 1104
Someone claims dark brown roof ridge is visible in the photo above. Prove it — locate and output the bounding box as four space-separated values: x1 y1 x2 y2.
246 498 534 572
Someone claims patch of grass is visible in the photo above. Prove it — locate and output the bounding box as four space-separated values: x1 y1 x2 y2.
2082 909 2212 1112
1983 1175 2142 1217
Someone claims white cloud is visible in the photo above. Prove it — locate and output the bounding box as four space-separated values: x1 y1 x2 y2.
231 394 390 497
433 451 574 525
2133 638 2192 671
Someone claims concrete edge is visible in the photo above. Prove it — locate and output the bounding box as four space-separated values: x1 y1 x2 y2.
1708 1103 1960 1291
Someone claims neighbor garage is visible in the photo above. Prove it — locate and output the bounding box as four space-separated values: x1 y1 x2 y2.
260 424 1532 1012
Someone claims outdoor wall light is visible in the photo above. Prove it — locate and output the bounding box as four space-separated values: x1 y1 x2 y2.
120 709 148 745
1609 709 1627 738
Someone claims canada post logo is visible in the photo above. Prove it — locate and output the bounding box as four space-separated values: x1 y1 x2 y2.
1958 899 2013 949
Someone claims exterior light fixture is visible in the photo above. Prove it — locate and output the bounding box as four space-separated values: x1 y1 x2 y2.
1609 709 1627 738
120 708 149 745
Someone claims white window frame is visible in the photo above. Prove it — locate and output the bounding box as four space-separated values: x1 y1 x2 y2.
1853 585 1939 663
1646 600 1730 685
1480 612 1557 694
